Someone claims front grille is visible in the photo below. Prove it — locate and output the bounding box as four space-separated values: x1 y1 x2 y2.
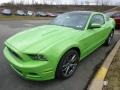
7 47 22 60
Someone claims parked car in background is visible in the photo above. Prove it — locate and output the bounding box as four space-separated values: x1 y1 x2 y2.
53 13 60 17
15 10 26 16
36 11 47 17
1 9 12 15
55 11 64 16
47 12 57 17
105 11 120 28
27 11 33 16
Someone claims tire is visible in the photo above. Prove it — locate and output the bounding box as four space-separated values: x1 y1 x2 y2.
104 31 114 46
56 49 79 79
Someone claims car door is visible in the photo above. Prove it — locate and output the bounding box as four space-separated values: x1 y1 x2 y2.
80 14 108 59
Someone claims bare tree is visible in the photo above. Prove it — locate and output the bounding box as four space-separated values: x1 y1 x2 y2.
11 0 14 4
74 0 78 5
80 1 84 5
43 0 47 5
49 0 53 5
32 0 34 5
104 0 110 5
34 1 38 5
57 0 62 5
85 1 90 5
95 0 100 5
97 0 110 5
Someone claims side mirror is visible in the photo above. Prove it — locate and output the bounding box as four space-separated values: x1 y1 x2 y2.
90 23 101 28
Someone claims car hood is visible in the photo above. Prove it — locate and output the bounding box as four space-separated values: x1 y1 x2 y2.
5 25 83 53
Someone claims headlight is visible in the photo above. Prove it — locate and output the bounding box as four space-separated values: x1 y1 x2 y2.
28 54 47 61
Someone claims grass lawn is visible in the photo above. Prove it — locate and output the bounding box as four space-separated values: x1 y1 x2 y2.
0 15 53 20
103 46 120 90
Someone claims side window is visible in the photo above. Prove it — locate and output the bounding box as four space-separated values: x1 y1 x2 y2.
91 14 105 25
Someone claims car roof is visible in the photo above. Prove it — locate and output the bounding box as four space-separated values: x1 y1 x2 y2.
66 11 97 15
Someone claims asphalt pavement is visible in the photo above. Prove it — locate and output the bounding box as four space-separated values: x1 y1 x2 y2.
0 20 120 90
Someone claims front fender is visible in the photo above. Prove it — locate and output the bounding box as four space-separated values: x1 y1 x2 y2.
57 43 80 62
46 40 80 66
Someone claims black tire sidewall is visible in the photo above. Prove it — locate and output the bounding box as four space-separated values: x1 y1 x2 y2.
55 49 79 79
104 31 114 46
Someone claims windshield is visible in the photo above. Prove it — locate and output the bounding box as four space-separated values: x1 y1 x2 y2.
51 12 90 30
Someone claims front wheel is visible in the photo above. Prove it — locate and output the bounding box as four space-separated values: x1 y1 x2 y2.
56 49 79 79
104 31 114 46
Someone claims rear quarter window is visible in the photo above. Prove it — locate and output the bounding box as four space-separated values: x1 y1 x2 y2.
90 14 105 25
105 15 110 21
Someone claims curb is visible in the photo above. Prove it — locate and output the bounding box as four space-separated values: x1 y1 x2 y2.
88 39 120 90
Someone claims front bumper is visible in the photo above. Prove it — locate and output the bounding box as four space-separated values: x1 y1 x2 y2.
3 47 55 81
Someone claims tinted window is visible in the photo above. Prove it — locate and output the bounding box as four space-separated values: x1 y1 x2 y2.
51 12 90 30
91 14 105 25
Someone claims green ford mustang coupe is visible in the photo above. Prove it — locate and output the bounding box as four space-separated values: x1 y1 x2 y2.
4 11 115 81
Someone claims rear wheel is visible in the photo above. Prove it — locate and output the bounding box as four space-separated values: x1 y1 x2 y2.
56 49 79 79
104 31 114 46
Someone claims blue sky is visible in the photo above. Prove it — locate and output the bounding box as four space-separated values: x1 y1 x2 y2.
0 0 120 5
